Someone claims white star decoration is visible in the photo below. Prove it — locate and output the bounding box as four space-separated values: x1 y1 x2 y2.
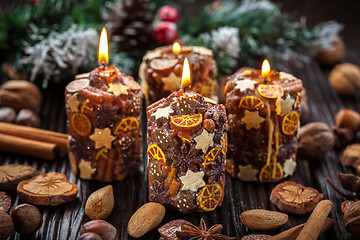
280 95 295 116
78 159 95 180
151 106 174 120
237 164 258 181
90 128 117 149
241 110 265 130
179 169 205 192
162 72 181 92
283 159 297 178
107 83 129 97
194 130 214 153
67 95 79 112
234 79 258 92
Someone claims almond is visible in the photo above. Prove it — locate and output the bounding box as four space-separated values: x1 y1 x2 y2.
128 202 166 238
85 185 114 220
240 209 288 230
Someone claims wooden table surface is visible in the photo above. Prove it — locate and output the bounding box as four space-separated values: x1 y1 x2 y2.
1 0 359 239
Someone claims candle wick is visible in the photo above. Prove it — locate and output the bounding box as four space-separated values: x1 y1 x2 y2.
264 76 267 84
103 64 106 71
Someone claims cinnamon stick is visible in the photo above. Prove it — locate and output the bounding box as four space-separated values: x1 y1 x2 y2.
296 200 333 240
269 218 334 240
0 122 69 153
0 133 57 160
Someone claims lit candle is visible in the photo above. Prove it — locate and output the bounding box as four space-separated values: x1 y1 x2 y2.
139 43 218 105
65 27 143 182
224 60 303 182
146 58 228 213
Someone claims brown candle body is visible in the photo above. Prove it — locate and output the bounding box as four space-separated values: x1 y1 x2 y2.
65 66 142 182
224 69 303 182
139 45 218 105
147 89 228 213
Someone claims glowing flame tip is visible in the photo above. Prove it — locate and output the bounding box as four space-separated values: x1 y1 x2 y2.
261 59 270 78
172 42 181 54
98 27 109 65
181 58 191 88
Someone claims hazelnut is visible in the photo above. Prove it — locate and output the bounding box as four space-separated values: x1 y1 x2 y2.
336 109 360 133
0 80 42 111
82 220 117 240
10 203 43 234
15 109 40 127
0 107 16 123
298 122 336 159
329 63 360 95
0 210 14 240
78 232 103 240
316 36 345 65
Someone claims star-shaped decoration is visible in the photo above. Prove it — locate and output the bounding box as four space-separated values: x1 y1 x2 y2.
283 159 297 178
280 94 295 116
179 169 205 192
237 164 258 181
67 94 79 112
78 159 95 180
234 79 258 92
275 96 282 115
107 83 129 97
90 127 117 149
241 110 265 130
151 105 174 120
194 130 214 153
162 72 181 92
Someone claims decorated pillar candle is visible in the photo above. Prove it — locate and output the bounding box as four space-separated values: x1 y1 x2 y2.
146 59 228 213
139 43 218 105
65 28 142 182
224 61 303 182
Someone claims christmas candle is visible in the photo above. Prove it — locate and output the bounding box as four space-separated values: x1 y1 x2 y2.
146 58 227 213
224 60 303 182
65 28 142 182
139 43 218 105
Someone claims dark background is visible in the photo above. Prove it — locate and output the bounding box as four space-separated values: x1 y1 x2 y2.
1 0 360 239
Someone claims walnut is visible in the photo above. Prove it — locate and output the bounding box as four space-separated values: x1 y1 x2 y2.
329 63 360 95
316 36 345 65
343 201 360 239
298 122 336 159
0 80 42 111
340 144 360 175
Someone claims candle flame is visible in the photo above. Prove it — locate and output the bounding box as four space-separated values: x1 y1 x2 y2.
172 42 181 54
181 57 191 88
98 27 109 65
261 59 270 78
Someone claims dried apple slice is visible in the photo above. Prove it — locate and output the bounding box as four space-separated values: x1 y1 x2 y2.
150 59 178 71
17 172 78 206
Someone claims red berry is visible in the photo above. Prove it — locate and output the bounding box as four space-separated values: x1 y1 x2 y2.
153 21 178 45
158 5 179 22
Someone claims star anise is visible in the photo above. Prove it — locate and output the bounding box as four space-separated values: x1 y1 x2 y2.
176 218 235 240
149 179 170 204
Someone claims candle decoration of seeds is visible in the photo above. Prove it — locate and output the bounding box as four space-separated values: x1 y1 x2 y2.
65 66 142 182
224 68 303 182
146 89 227 213
139 45 218 105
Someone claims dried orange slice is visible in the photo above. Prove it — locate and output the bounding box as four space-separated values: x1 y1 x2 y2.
225 160 235 177
221 133 228 155
72 113 92 136
170 114 203 132
258 84 284 99
192 77 215 98
197 184 222 211
282 111 299 135
150 58 178 71
239 96 264 110
147 144 166 163
259 163 283 183
114 117 139 135
202 147 222 168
